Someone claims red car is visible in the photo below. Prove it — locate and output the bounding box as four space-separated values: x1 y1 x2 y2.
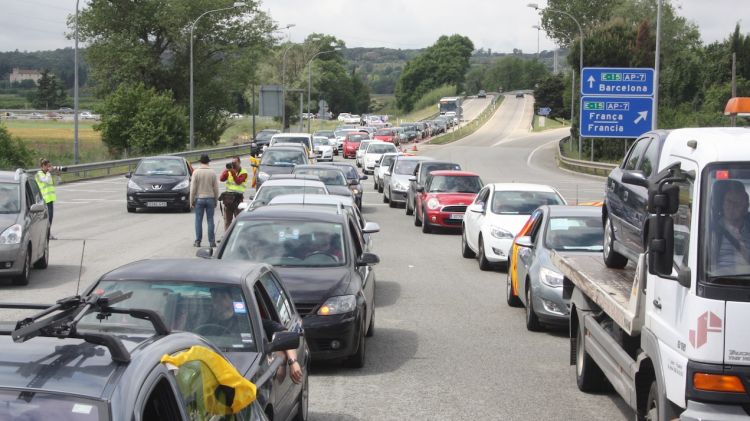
373 128 399 145
414 170 483 233
343 132 369 159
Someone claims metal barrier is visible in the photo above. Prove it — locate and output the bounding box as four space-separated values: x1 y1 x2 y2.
556 137 617 177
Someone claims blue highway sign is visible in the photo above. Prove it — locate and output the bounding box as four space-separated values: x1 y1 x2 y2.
538 107 551 116
581 67 654 96
580 96 653 138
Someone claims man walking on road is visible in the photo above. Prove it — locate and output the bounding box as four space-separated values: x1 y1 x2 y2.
190 154 219 248
219 156 247 229
35 158 62 240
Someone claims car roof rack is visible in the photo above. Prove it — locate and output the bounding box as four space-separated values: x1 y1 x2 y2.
0 292 171 363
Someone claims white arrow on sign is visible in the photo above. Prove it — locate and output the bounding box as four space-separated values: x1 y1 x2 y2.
634 111 648 124
587 75 596 89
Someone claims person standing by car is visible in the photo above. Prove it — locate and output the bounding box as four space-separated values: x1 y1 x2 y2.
35 158 63 239
190 154 219 247
249 150 260 188
219 156 247 229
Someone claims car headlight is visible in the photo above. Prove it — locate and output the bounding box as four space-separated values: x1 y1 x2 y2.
127 179 142 191
352 188 360 195
0 224 22 245
172 179 189 190
490 226 514 239
427 198 440 210
540 267 564 288
317 295 357 315
394 181 408 191
258 171 270 181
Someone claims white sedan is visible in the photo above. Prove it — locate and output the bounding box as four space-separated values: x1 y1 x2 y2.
362 142 398 174
461 183 566 270
313 136 335 162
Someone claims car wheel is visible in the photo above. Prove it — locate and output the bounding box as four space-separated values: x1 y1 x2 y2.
127 205 136 213
405 198 414 215
575 317 608 392
477 237 492 271
388 189 396 208
414 204 422 226
345 324 366 368
373 180 378 191
12 247 31 286
383 188 389 203
461 228 475 258
366 305 375 337
421 207 431 233
183 204 192 213
378 183 384 193
603 215 628 268
506 270 523 307
293 374 309 421
525 284 543 331
33 236 49 269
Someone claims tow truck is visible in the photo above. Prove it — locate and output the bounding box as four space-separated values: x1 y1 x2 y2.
553 104 750 421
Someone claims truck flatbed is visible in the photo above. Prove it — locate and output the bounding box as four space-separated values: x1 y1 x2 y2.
552 252 644 335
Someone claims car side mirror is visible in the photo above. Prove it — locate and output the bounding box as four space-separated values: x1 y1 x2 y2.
267 331 301 353
408 176 416 182
416 186 424 193
238 202 248 211
622 170 648 188
360 175 368 180
196 247 213 259
125 172 132 178
363 222 380 234
30 203 46 213
468 203 485 213
384 170 391 176
357 252 380 266
515 236 533 248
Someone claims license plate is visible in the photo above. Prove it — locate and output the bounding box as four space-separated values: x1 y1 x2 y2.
450 213 464 220
146 202 167 207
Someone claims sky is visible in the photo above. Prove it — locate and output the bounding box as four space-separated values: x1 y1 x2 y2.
0 0 748 54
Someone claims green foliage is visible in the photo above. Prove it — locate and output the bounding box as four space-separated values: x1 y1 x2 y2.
412 85 456 111
533 74 568 120
95 83 188 157
465 57 550 94
541 0 621 46
395 35 474 112
0 48 88 89
30 70 69 109
0 124 33 170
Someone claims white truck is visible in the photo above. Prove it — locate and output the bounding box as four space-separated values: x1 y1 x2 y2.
554 127 750 420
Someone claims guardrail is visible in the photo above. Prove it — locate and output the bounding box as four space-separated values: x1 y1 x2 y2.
26 143 254 183
557 137 617 177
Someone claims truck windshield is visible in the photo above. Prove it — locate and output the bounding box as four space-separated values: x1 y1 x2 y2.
702 165 750 284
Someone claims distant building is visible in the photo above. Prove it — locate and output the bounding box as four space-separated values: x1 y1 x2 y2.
9 68 43 84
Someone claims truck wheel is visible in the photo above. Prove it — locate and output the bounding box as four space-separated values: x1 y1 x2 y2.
506 271 522 307
575 319 608 392
603 216 628 268
643 381 659 421
461 228 475 258
525 285 543 331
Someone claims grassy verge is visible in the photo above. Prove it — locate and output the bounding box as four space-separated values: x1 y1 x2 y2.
532 115 569 132
3 119 108 164
427 96 504 145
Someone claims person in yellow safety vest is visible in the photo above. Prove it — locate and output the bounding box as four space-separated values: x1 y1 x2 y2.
35 158 65 240
248 150 260 188
219 156 248 229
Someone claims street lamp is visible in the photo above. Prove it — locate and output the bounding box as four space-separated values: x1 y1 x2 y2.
528 3 583 157
189 2 246 149
307 46 341 132
280 43 298 132
532 25 541 57
74 0 80 164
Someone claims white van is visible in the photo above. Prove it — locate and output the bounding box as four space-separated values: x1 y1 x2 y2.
269 133 314 160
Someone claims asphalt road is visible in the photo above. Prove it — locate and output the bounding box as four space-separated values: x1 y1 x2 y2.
0 95 631 420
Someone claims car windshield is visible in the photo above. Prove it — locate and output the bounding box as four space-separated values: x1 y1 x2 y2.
222 220 347 267
0 183 21 214
315 131 334 138
134 159 186 176
332 165 358 180
313 138 329 147
545 217 604 251
254 185 327 205
0 390 107 421
346 135 367 143
380 155 397 168
295 169 347 186
273 136 309 146
80 281 257 352
260 150 306 166
376 130 394 136
358 141 372 151
420 163 460 179
492 191 564 215
427 175 482 193
367 144 397 154
394 160 419 175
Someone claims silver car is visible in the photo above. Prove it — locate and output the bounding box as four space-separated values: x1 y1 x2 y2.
508 205 603 331
0 170 50 285
374 152 400 193
383 156 430 208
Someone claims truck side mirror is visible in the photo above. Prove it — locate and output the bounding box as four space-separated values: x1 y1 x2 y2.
646 215 691 288
648 184 679 214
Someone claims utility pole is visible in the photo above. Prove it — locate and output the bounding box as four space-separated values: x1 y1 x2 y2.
653 0 662 130
731 52 737 127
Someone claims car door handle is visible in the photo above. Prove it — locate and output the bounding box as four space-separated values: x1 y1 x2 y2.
652 298 662 309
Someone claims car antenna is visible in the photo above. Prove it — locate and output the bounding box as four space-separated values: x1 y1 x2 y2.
75 240 86 296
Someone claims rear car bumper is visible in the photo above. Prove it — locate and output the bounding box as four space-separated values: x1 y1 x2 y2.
127 190 190 210
0 245 25 277
302 312 362 360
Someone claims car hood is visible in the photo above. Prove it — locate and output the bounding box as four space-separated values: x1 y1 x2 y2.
429 193 477 206
130 175 187 190
259 164 295 176
374 135 394 141
275 266 352 304
486 214 535 236
390 173 412 185
0 213 20 230
327 185 353 197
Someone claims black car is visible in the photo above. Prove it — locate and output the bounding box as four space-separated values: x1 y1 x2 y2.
256 146 310 189
327 162 367 209
603 130 668 268
253 129 281 155
126 156 192 213
0 288 292 420
211 205 379 368
405 160 461 215
293 165 354 199
83 259 308 421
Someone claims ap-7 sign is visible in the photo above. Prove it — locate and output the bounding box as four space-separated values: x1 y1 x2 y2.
579 96 653 138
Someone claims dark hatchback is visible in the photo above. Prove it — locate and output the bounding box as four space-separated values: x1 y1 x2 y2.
406 160 461 216
603 130 668 268
83 259 309 421
326 162 367 209
0 287 289 420
209 205 379 368
126 156 192 213
253 129 281 155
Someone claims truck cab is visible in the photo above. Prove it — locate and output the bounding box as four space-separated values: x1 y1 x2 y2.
559 126 750 421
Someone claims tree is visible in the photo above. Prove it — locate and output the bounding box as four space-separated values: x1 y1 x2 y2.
76 0 275 146
534 74 567 120
541 0 621 46
350 70 370 114
31 70 68 109
0 124 32 170
95 83 188 157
